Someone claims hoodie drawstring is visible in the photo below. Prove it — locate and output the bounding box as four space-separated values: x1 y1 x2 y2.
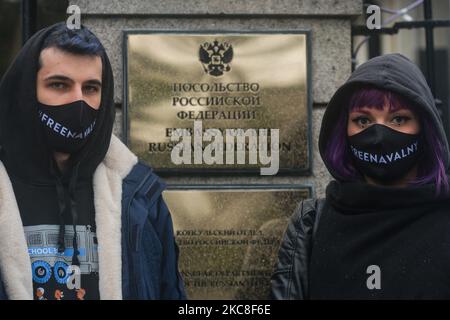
69 163 80 266
50 159 81 266
50 159 67 254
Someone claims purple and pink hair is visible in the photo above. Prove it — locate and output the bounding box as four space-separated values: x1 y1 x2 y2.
324 86 449 196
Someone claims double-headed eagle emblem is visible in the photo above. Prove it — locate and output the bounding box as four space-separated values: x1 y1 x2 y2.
199 40 234 77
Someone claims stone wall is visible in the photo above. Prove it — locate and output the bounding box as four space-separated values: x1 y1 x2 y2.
70 0 363 198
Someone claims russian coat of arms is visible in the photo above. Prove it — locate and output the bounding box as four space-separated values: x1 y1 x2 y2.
199 40 234 77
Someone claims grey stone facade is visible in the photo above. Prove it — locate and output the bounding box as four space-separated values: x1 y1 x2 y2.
70 0 363 198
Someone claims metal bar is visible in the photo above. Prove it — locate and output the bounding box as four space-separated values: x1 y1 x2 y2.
352 20 450 36
368 33 381 59
21 0 37 45
393 20 450 29
423 0 436 95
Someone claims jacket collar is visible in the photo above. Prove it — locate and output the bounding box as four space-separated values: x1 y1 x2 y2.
0 134 137 299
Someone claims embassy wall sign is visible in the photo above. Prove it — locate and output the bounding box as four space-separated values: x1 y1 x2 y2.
123 31 312 175
163 184 312 299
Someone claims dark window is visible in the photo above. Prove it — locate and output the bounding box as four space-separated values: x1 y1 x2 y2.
0 0 68 79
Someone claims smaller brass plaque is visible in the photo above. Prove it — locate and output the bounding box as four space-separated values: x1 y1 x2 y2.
163 185 312 299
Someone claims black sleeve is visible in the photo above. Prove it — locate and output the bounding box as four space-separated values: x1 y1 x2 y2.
270 199 319 300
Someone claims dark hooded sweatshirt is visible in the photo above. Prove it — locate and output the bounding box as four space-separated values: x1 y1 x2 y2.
0 23 115 300
307 53 450 299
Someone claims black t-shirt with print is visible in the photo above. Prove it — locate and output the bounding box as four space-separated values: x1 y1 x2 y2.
10 173 100 300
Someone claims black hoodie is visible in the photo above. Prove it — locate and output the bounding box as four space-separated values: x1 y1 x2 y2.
0 23 115 300
309 54 450 299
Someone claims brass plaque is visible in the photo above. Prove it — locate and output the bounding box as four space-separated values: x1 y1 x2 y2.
123 32 312 174
163 185 312 299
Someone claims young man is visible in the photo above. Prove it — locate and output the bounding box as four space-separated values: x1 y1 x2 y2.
0 22 186 300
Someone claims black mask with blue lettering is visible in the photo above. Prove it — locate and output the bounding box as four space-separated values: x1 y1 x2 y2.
348 124 422 183
37 100 98 154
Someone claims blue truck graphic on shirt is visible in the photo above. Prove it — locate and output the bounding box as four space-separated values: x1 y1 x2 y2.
24 225 99 284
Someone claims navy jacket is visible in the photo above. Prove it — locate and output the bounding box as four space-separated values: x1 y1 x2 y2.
121 162 186 299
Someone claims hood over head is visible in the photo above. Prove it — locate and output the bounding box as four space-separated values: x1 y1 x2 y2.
0 22 115 184
319 54 450 211
319 53 450 182
0 22 115 266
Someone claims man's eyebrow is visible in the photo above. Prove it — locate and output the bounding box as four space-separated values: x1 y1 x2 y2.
84 79 102 86
43 75 74 82
43 75 102 86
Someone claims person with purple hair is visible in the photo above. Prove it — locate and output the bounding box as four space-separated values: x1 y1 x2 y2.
271 53 450 299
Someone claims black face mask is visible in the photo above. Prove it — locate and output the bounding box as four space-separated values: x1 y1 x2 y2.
37 100 98 154
348 124 422 183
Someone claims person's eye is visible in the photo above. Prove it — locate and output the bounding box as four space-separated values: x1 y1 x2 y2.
352 116 371 127
49 82 68 90
392 116 411 126
83 85 100 95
